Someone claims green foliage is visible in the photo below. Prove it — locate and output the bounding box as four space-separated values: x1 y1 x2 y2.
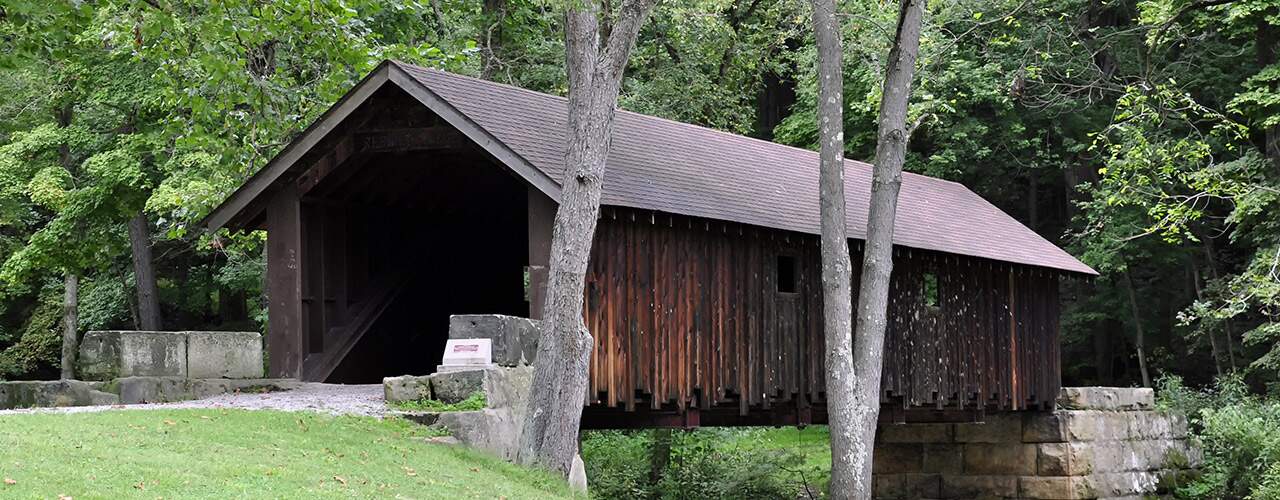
390 391 487 412
0 287 63 380
581 427 823 499
1159 375 1280 499
77 276 131 332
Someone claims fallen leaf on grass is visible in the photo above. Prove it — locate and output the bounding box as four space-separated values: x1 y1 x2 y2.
469 467 479 473
162 420 176 426
403 467 417 477
58 495 71 500
134 481 146 490
333 476 347 486
3 478 15 485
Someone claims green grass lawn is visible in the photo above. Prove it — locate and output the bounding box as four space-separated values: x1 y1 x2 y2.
0 409 572 499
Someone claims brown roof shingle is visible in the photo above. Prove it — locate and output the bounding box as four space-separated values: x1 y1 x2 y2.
395 62 1095 275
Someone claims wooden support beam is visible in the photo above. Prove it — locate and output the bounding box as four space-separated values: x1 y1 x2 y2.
355 126 466 153
296 127 466 197
266 184 305 378
302 273 410 382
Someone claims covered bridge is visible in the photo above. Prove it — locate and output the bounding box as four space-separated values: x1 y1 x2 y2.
203 60 1096 426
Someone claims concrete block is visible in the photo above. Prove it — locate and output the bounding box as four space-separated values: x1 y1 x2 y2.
116 376 191 404
435 408 523 461
1058 387 1154 411
940 475 1018 499
955 414 1023 443
123 332 188 377
1061 411 1130 441
429 369 487 404
872 473 940 499
1038 442 1093 476
873 443 923 474
878 423 953 443
1128 411 1187 440
384 375 433 402
1089 471 1161 497
0 380 119 409
481 366 533 410
962 443 1037 475
1024 412 1068 443
1019 476 1096 499
187 379 298 399
448 315 541 367
186 331 263 379
77 331 124 380
922 443 963 474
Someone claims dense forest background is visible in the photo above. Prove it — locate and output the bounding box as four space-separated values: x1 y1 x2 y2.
0 0 1276 392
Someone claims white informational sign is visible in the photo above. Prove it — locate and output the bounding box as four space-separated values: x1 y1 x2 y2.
439 338 493 371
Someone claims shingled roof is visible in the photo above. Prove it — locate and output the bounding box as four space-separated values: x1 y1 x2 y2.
205 60 1096 276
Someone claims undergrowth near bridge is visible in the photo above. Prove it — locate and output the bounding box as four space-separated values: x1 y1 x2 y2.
581 426 832 499
1158 376 1280 499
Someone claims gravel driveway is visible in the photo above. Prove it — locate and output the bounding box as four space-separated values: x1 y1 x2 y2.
0 383 387 417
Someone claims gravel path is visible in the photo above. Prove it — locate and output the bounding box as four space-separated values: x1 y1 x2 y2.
0 383 387 417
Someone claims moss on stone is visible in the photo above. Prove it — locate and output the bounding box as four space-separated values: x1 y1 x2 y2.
390 391 487 412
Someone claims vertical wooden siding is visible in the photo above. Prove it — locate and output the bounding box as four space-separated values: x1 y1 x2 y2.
584 207 1061 414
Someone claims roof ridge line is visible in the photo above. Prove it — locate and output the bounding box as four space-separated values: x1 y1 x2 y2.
391 60 963 188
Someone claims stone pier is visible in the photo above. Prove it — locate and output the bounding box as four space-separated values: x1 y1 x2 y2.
872 387 1200 499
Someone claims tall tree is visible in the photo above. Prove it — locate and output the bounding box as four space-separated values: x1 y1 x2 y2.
809 0 859 496
128 212 162 330
60 273 77 379
518 0 659 478
847 0 924 495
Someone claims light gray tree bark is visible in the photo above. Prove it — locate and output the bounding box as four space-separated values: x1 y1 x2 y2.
810 0 859 497
518 0 658 477
846 0 924 496
128 211 163 331
60 273 78 380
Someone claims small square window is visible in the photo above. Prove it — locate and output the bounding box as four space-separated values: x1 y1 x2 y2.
777 255 798 294
923 272 939 308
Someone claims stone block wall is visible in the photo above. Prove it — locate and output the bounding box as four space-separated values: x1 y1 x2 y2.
873 387 1200 499
78 330 263 381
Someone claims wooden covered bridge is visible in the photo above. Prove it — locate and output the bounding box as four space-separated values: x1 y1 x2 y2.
203 60 1097 427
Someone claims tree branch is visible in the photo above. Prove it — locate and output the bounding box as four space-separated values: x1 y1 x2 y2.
600 0 660 81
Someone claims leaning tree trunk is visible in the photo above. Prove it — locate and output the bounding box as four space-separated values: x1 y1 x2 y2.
1122 270 1151 387
810 0 859 497
61 273 79 380
518 0 658 478
847 0 925 497
128 211 163 331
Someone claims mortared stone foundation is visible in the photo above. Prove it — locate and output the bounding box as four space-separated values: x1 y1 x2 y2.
872 387 1200 499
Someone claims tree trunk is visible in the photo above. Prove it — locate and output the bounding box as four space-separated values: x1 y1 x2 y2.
1190 260 1223 377
60 274 78 380
809 0 859 497
1258 16 1280 173
1094 320 1114 384
648 428 672 494
845 0 925 497
1201 237 1238 371
1122 270 1151 387
128 211 163 331
480 0 506 80
518 0 658 477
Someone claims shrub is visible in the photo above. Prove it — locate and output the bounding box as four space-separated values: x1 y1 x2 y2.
581 427 819 499
1159 375 1280 499
0 289 63 380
